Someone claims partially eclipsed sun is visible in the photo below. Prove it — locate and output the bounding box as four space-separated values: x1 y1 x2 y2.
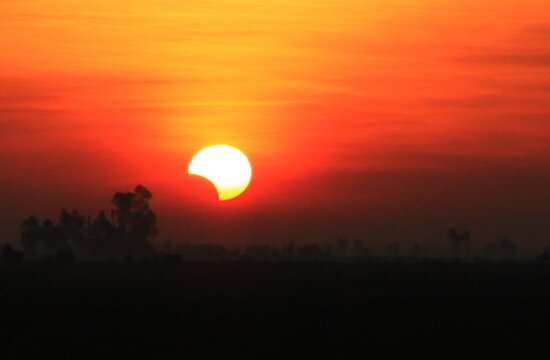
188 145 252 201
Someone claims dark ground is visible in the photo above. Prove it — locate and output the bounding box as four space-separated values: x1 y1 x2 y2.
1 261 549 358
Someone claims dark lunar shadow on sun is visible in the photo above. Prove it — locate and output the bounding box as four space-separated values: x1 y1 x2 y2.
187 173 220 202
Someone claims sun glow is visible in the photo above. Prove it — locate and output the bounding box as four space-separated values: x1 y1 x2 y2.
188 145 252 201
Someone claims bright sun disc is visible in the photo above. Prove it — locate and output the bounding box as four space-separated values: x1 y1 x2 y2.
188 145 252 201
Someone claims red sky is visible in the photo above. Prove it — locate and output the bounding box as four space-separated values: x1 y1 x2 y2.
1 0 550 254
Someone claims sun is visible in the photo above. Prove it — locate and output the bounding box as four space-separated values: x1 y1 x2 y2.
188 145 252 201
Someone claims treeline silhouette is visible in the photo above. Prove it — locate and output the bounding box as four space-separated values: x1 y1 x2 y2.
166 231 530 263
14 185 157 262
1 183 548 263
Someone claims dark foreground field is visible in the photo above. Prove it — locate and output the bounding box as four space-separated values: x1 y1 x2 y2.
1 261 550 357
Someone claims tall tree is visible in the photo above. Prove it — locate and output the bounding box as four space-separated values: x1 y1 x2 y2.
59 209 85 251
111 185 158 253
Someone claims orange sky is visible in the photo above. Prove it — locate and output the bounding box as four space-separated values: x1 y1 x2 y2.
1 0 550 253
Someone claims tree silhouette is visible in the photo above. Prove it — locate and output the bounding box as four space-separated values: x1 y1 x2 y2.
41 218 57 251
387 242 401 257
20 215 41 256
282 238 295 257
486 238 518 259
20 215 72 258
354 240 368 257
86 210 118 256
59 209 85 252
410 242 423 257
1 244 23 263
19 185 158 260
43 218 72 255
537 247 550 263
484 241 499 258
336 237 349 257
110 184 158 254
500 237 518 258
448 227 471 258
